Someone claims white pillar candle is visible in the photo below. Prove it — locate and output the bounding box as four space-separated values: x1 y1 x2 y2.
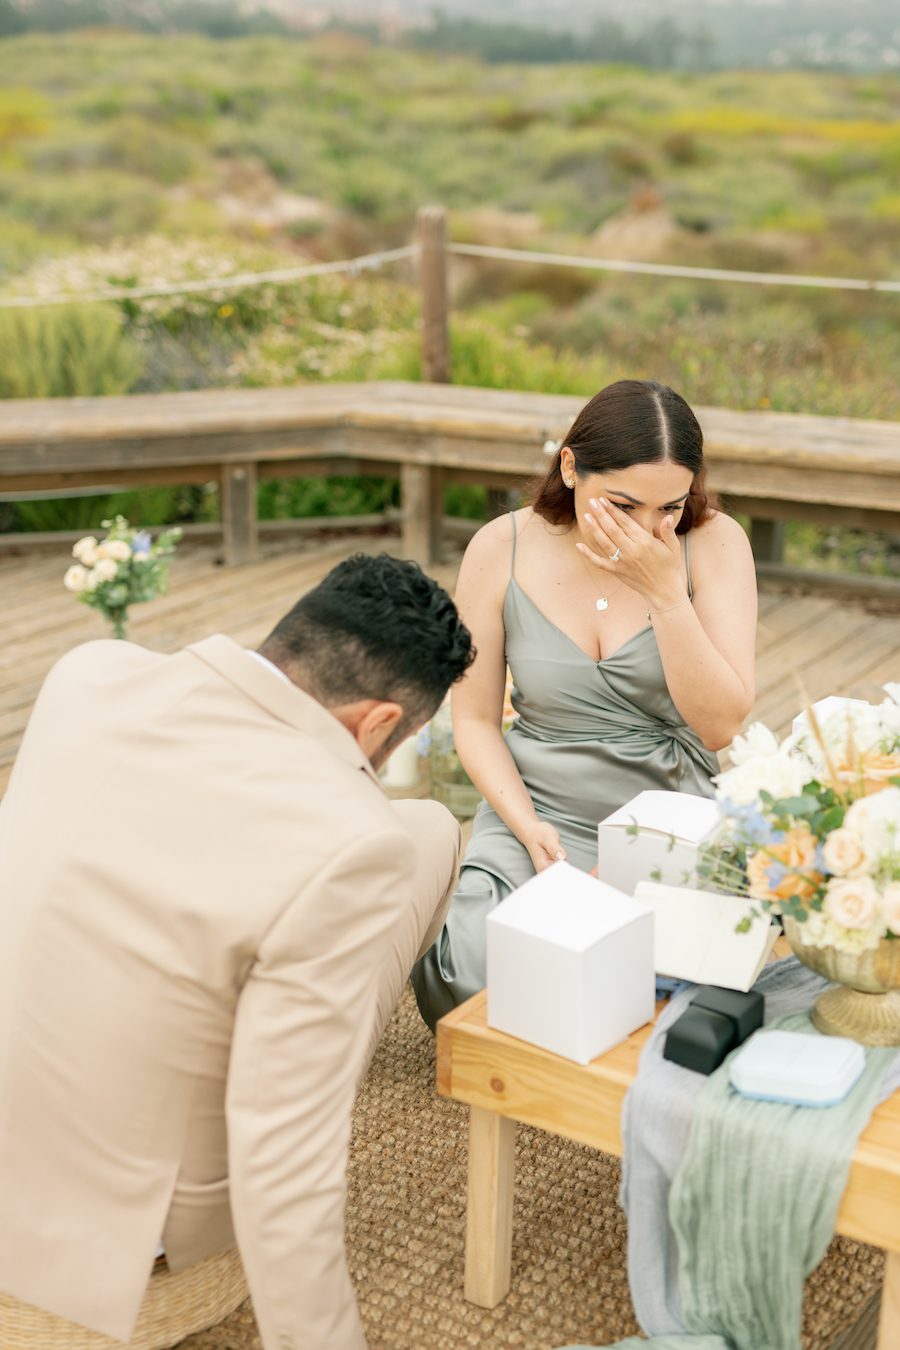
380 736 421 789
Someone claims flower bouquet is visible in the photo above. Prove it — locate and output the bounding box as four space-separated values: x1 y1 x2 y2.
703 687 900 1044
64 516 182 639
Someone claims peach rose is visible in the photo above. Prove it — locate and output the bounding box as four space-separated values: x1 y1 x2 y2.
746 824 823 903
823 877 880 930
822 827 867 878
836 749 900 796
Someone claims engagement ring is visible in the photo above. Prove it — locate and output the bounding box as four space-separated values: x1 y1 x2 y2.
610 547 622 563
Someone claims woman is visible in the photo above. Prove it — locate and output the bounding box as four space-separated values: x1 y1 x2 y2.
411 379 757 1030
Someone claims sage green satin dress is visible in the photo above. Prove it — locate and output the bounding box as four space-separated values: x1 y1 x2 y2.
411 516 719 1031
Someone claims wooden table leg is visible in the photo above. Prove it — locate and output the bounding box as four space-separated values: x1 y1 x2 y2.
877 1250 900 1349
464 1106 516 1308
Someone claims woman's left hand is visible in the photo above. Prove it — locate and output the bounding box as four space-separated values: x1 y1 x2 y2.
577 497 686 610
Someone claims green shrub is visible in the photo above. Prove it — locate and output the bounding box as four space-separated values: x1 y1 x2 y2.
257 475 398 519
10 484 217 533
0 302 142 397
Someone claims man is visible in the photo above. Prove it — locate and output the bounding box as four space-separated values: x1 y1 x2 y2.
0 552 474 1349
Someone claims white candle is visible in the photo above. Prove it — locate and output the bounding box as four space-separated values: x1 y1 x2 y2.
380 737 421 789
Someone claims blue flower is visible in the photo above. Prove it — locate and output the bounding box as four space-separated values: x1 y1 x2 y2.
131 531 152 555
720 799 785 846
766 861 788 889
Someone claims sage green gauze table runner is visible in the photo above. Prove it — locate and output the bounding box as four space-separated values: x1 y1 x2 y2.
562 1005 898 1350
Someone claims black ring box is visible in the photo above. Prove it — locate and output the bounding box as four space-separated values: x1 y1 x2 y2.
663 985 765 1076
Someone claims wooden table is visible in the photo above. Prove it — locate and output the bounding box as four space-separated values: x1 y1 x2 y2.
436 990 900 1348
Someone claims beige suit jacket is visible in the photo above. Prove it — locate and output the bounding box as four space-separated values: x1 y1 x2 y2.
0 635 429 1347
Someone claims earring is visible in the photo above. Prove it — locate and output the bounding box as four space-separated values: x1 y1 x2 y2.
565 478 575 489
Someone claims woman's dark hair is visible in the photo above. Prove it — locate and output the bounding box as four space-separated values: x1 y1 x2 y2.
532 379 717 533
260 553 475 727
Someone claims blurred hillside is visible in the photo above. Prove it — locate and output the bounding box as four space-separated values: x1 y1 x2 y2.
3 0 899 71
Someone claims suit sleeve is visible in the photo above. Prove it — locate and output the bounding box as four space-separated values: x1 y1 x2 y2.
226 825 415 1350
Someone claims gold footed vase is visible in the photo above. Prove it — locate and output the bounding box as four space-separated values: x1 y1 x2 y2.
782 916 900 1047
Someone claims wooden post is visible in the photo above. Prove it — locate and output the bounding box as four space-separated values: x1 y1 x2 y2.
416 205 451 385
401 463 444 565
749 517 785 564
406 206 451 565
464 1106 516 1309
221 462 259 566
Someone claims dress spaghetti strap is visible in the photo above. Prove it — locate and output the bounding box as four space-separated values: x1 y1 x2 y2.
685 531 694 600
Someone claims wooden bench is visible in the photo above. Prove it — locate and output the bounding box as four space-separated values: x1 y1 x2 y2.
436 989 900 1347
1 381 898 570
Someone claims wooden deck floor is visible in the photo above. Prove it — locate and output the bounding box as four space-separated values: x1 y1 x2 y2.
2 535 899 799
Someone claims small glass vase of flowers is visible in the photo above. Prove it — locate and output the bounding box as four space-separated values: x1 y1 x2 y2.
64 516 181 640
425 672 519 819
701 687 900 1045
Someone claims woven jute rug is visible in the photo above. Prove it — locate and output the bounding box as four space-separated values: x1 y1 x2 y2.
178 988 883 1350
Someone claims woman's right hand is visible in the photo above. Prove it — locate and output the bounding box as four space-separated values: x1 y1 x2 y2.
523 821 567 874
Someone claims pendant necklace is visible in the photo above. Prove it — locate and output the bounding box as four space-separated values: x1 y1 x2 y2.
575 547 626 613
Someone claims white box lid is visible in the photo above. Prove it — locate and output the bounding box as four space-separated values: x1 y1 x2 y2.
599 790 722 845
487 861 648 953
729 1029 866 1107
792 696 870 737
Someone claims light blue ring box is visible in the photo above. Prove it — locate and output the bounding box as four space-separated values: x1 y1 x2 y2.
729 1028 866 1108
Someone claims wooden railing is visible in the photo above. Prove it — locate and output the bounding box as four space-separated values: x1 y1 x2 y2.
1 379 899 579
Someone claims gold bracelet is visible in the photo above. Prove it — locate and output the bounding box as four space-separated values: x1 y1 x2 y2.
647 597 691 618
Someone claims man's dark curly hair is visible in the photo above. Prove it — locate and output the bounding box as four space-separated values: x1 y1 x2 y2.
260 553 475 727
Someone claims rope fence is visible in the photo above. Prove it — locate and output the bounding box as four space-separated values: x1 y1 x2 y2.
446 241 900 294
0 245 419 310
1 221 897 311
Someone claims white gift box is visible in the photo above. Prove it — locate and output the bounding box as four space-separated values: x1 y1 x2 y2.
791 696 870 742
596 790 723 897
486 861 654 1064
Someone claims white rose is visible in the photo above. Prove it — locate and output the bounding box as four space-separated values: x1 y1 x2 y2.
844 788 900 867
64 564 88 593
99 539 131 562
882 884 900 936
802 908 884 955
72 536 99 566
823 876 880 930
728 722 780 767
92 558 119 583
822 827 868 878
715 746 806 807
